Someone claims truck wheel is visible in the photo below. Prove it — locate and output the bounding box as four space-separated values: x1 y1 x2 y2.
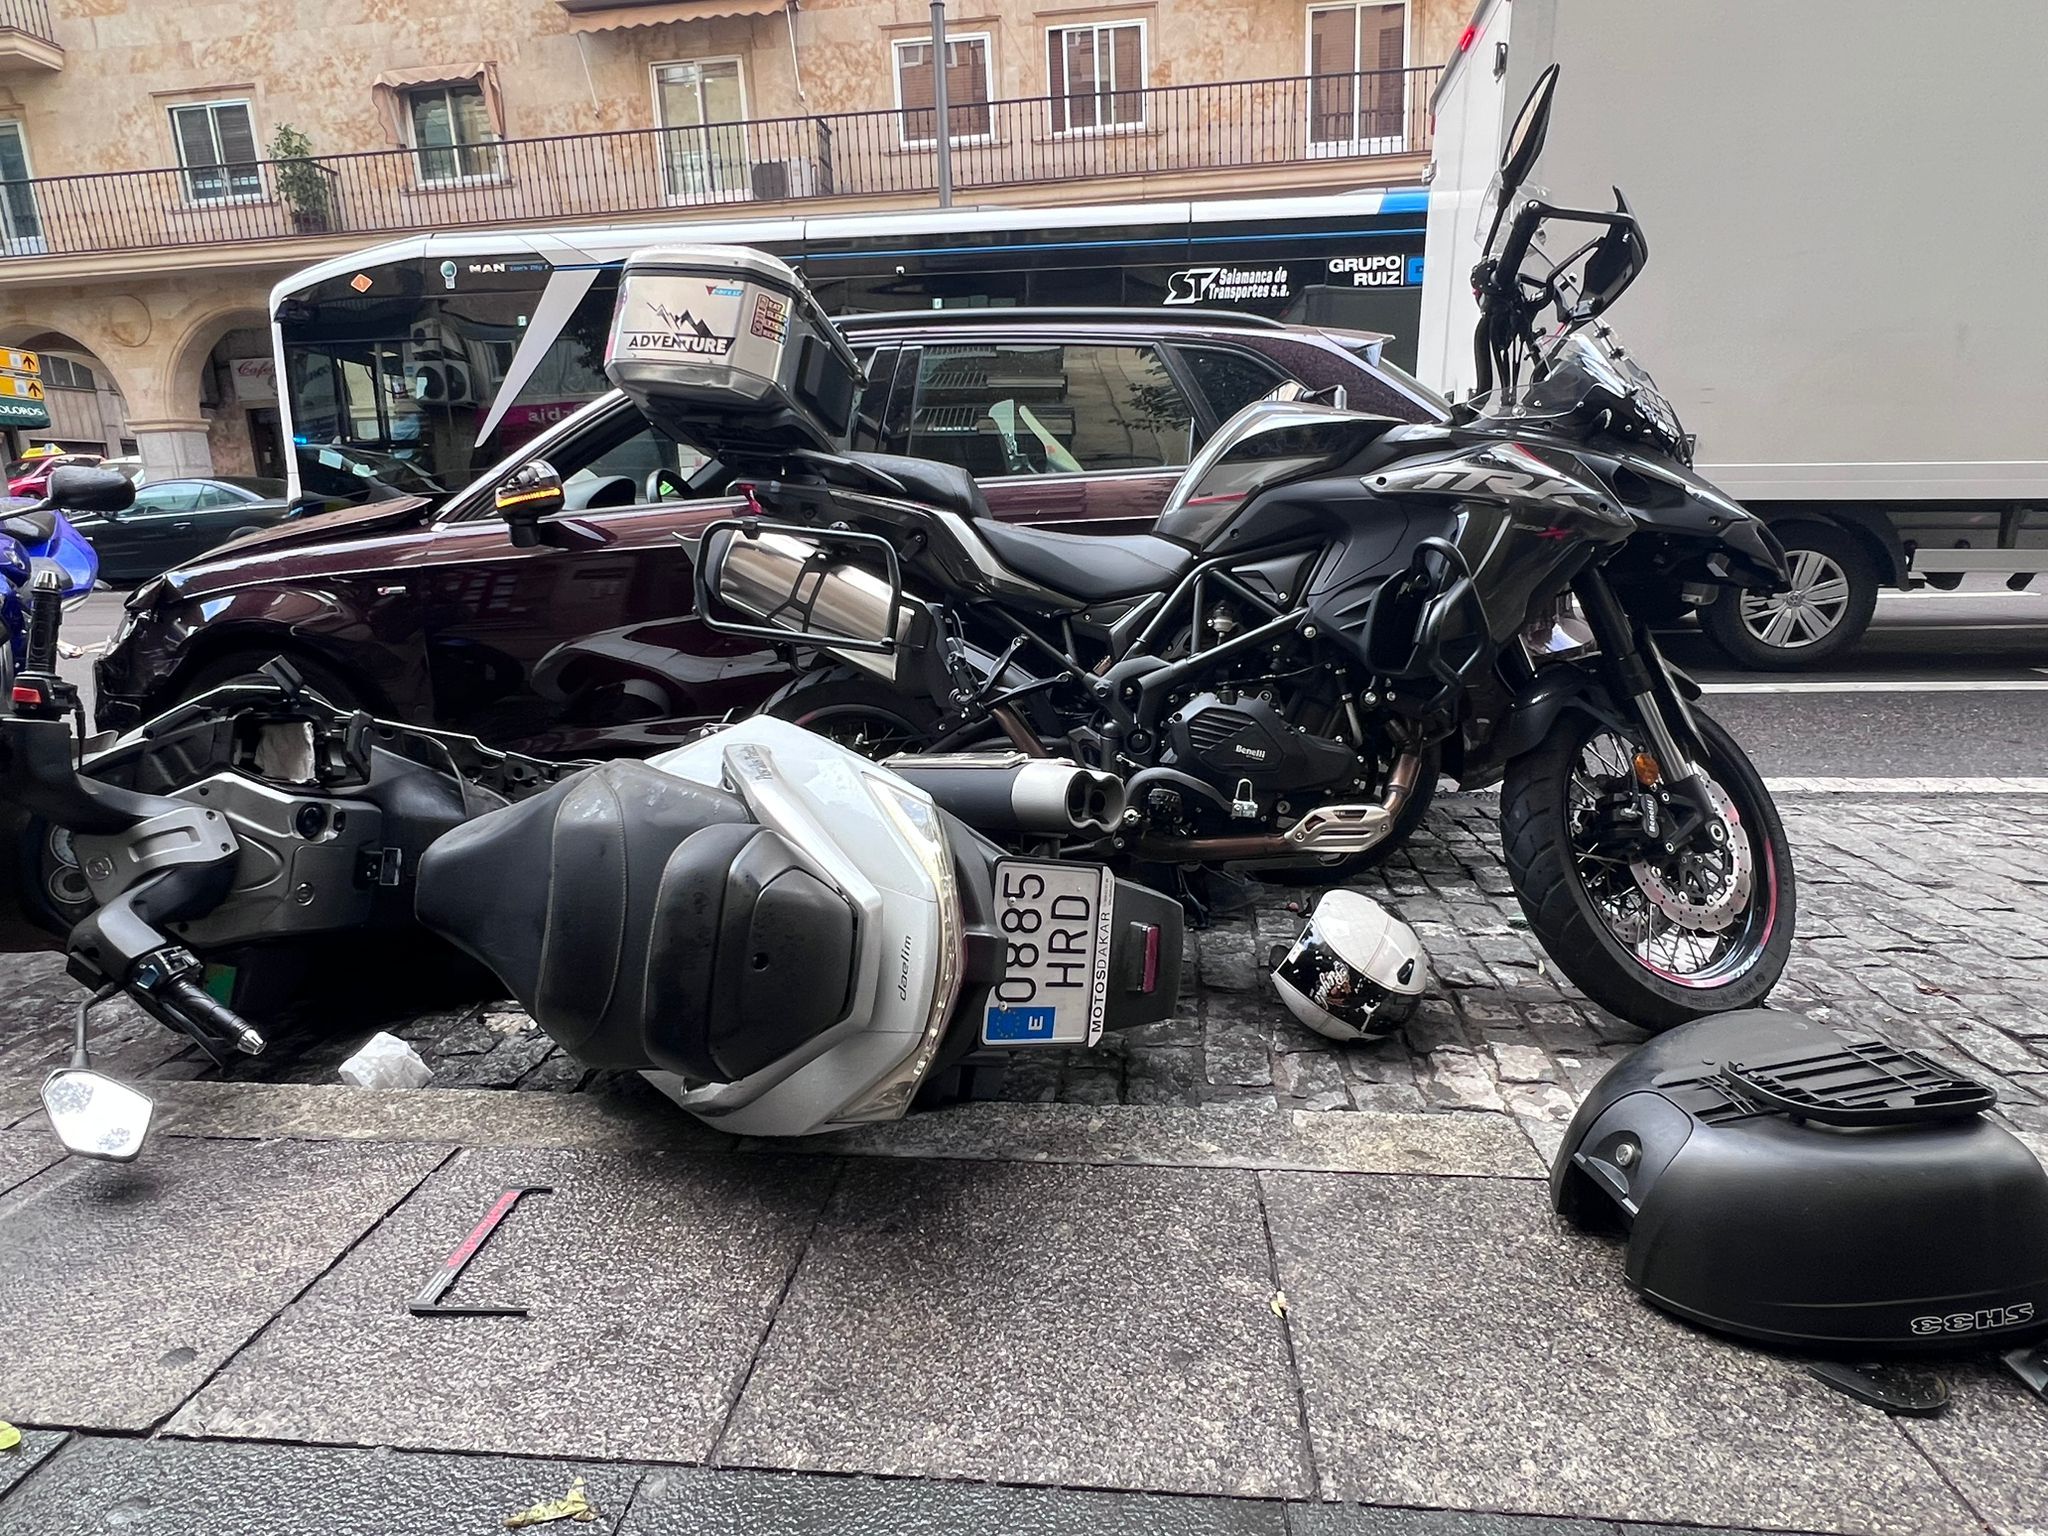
1703 523 1878 669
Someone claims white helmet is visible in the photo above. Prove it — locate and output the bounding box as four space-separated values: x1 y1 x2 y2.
1272 889 1426 1041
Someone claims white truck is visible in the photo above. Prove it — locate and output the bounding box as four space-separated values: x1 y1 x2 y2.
1417 0 2048 666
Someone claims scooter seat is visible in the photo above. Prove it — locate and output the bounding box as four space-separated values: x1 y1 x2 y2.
976 520 1195 602
416 761 856 1082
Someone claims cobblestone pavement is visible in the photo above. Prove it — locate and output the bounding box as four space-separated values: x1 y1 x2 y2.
3 791 2046 1160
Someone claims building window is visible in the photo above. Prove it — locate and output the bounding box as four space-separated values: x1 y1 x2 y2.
0 121 42 254
894 34 993 146
406 82 503 183
43 356 95 391
1048 21 1146 133
1307 2 1408 149
653 60 750 201
170 100 262 203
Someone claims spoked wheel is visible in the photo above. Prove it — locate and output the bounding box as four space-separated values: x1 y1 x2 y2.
763 668 940 761
1501 707 1794 1030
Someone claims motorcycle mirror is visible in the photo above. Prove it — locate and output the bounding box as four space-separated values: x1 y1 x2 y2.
46 465 136 516
1498 63 1560 198
40 1068 154 1162
496 459 566 549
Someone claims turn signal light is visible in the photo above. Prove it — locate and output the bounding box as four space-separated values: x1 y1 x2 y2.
1632 750 1662 787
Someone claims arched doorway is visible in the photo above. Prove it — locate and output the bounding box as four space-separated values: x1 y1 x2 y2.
0 327 133 473
166 306 275 484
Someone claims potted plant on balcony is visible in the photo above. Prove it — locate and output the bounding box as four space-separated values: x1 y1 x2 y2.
269 124 332 234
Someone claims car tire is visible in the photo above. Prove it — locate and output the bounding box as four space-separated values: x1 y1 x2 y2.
180 650 365 712
1703 522 1879 670
225 526 265 543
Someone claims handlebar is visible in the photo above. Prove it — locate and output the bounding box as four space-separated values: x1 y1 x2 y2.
160 975 266 1056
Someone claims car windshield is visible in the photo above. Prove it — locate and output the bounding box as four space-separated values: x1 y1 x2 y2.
296 443 449 504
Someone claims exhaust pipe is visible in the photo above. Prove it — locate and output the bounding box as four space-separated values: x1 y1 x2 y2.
886 753 1127 837
1132 752 1424 862
708 528 912 682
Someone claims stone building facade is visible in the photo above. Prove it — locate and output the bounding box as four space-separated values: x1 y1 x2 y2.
0 0 1460 478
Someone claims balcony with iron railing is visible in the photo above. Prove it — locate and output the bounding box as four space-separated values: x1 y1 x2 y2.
0 0 60 73
0 65 1438 262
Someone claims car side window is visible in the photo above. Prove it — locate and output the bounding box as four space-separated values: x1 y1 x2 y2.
190 485 240 510
132 483 200 515
1178 347 1290 426
901 342 1197 476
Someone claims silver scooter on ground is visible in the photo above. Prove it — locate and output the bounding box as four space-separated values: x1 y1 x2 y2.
1 635 1180 1161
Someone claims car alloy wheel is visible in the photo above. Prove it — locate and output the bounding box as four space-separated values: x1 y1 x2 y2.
1737 547 1852 650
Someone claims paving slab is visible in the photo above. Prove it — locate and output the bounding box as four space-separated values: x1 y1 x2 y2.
147 1078 732 1152
0 1137 446 1431
0 1430 66 1505
781 1101 1541 1177
624 1465 1289 1535
1900 1362 2048 1536
171 1146 828 1463
1292 1511 1618 1536
0 1436 640 1536
720 1158 1311 1498
0 1128 61 1198
1261 1172 1978 1535
0 1080 40 1129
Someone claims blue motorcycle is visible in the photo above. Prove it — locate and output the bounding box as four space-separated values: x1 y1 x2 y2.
0 465 131 704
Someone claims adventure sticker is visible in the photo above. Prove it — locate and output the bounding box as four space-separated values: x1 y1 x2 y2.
620 299 734 357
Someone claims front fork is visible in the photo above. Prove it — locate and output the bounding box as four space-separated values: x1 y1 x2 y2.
1572 569 1718 836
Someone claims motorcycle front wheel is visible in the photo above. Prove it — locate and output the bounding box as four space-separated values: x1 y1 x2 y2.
1500 706 1794 1030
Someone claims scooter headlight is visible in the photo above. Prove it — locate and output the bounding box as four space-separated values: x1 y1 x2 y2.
851 772 966 1116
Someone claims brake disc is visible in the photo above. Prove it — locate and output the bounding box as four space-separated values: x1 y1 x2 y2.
1629 779 1753 932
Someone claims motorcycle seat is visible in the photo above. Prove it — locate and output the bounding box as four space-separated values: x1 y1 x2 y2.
841 451 989 520
976 519 1195 602
416 761 855 1083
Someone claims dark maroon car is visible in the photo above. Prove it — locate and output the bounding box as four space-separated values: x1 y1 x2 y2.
97 310 1446 757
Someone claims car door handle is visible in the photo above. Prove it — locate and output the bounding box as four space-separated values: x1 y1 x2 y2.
170 521 192 532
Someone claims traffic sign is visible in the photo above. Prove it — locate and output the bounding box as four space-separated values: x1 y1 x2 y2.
0 346 49 427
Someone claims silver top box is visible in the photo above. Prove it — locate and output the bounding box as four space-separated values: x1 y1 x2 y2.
604 244 860 459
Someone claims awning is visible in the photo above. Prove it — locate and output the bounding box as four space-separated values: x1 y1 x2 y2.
558 0 787 31
371 62 506 148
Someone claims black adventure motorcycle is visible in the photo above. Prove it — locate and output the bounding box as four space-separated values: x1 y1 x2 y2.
681 69 1795 1029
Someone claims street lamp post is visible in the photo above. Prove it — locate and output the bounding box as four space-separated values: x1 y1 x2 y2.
930 0 953 208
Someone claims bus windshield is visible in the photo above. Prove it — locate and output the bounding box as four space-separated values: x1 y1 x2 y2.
278 258 618 507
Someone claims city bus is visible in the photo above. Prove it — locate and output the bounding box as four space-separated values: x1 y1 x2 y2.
268 188 1427 502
